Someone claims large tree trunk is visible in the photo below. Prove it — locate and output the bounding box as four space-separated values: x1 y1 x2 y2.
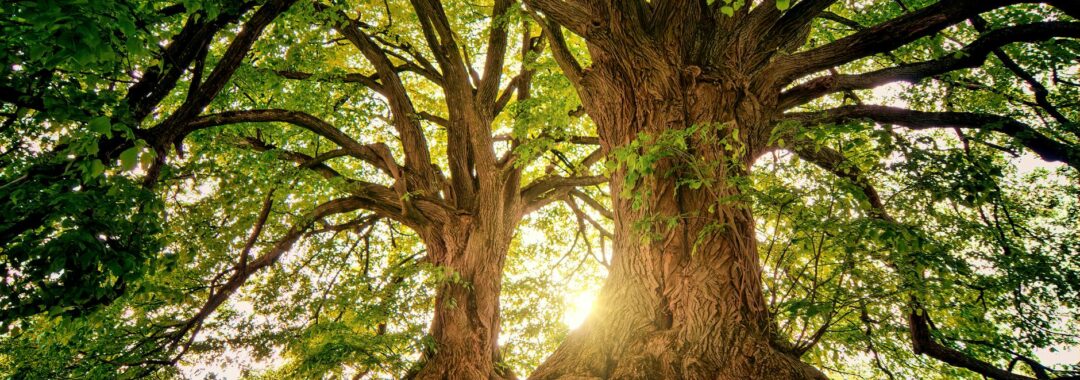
531 177 823 378
413 179 521 380
531 23 826 379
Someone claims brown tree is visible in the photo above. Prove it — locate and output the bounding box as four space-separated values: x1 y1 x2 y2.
164 1 613 377
145 2 605 379
1 1 603 377
522 1 1080 379
5 1 1080 379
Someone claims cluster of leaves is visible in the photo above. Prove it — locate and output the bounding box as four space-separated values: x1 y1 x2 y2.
751 118 1079 378
2 0 1078 378
0 0 182 324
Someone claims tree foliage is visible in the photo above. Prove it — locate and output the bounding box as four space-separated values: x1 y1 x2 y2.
1 0 1078 379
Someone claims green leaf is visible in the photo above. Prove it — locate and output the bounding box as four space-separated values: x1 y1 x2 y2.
139 149 157 171
119 147 139 171
777 0 791 11
89 159 105 178
88 116 111 138
721 5 734 16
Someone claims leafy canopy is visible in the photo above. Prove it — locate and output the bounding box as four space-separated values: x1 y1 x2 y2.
1 0 1079 379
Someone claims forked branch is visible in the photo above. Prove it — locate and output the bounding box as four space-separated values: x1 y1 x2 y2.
520 174 607 216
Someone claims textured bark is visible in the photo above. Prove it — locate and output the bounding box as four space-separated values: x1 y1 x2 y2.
414 218 517 379
528 5 826 378
532 100 824 378
389 98 519 379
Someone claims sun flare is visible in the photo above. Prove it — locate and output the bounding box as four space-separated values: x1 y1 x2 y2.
562 290 598 329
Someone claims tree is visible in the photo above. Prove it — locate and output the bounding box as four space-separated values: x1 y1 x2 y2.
2 0 603 378
2 1 1079 379
522 0 1080 379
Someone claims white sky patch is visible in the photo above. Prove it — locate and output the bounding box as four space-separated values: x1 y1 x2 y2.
869 82 910 108
1013 152 1063 176
1034 345 1080 367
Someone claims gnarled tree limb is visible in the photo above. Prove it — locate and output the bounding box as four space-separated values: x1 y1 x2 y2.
770 0 1079 84
782 105 1079 169
183 109 403 179
778 21 1080 110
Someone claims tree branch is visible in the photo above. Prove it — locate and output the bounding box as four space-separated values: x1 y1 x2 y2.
183 109 403 179
791 145 1071 380
909 308 1041 380
778 21 1080 110
564 195 613 238
782 105 1079 169
272 69 386 94
758 0 839 55
520 174 607 216
794 145 1028 380
522 0 594 37
234 136 452 226
569 189 612 220
125 3 257 123
477 0 514 112
528 10 584 91
320 4 443 195
155 196 370 367
148 0 297 148
971 17 1074 133
769 0 1073 84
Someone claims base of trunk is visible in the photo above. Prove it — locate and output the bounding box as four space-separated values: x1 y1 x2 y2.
532 323 826 380
410 358 513 380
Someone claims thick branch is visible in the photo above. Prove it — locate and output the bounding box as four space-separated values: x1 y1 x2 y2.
779 21 1080 110
411 0 502 182
520 174 607 216
759 0 839 54
535 15 584 91
183 109 402 178
477 0 514 111
783 105 1079 169
910 310 1040 380
149 0 297 146
321 4 442 194
126 4 256 123
522 0 593 37
770 0 1076 84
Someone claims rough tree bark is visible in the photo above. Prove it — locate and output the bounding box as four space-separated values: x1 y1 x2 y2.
411 182 523 380
143 1 611 377
523 0 1080 378
527 2 830 379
